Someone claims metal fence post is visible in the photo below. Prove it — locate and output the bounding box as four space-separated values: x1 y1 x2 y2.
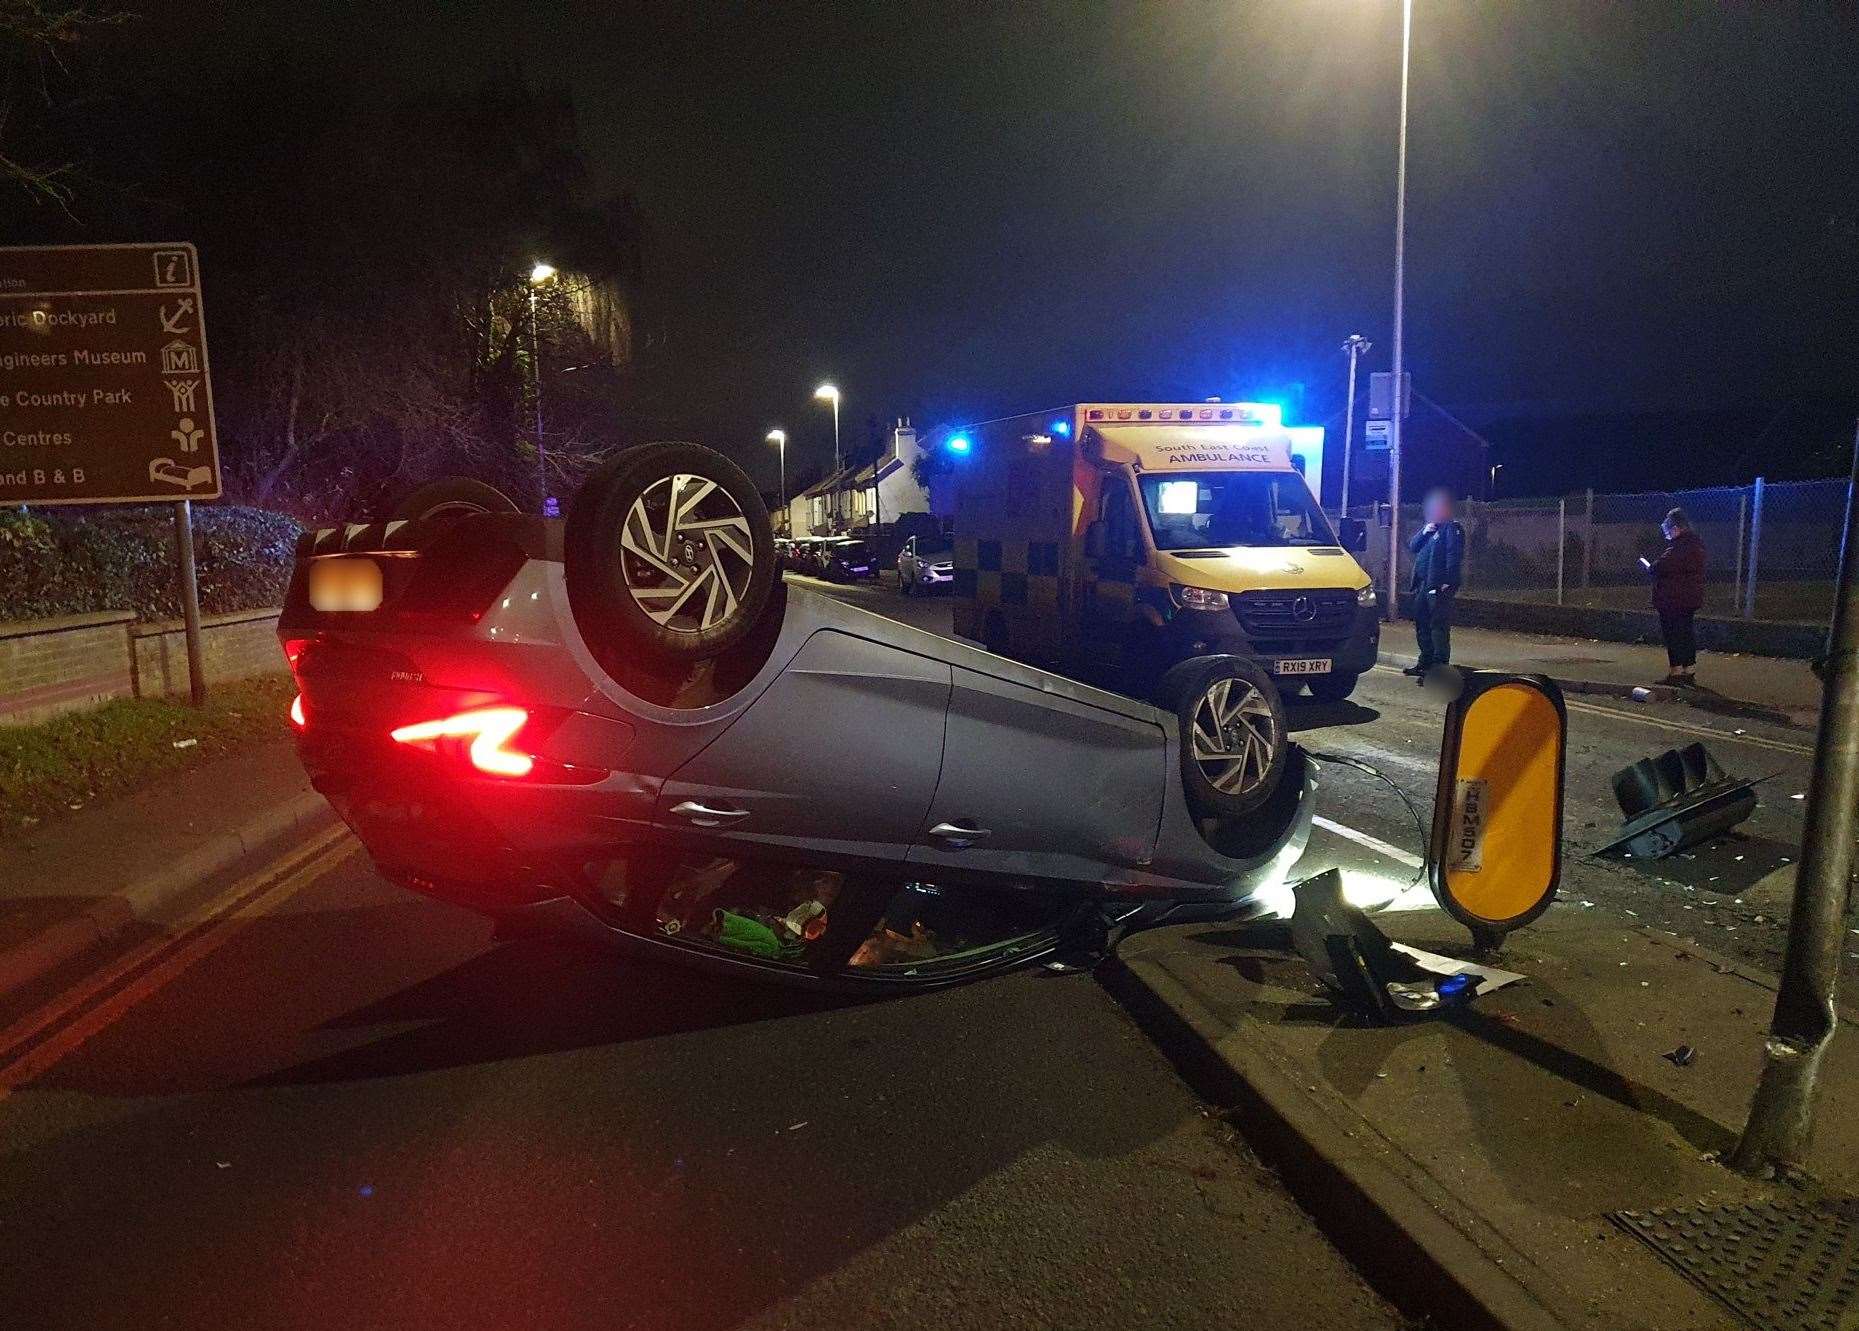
1733 489 1749 614
1546 498 1561 606
1462 497 1476 594
1581 487 1594 591
1743 476 1765 619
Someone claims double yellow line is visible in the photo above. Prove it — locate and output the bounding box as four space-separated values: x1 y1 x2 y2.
0 823 356 1096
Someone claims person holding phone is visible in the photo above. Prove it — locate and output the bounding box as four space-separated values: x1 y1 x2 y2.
1403 487 1465 677
1648 506 1706 686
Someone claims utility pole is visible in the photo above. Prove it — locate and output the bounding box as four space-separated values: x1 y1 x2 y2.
815 383 842 530
1730 418 1859 1176
1340 334 1371 515
1385 0 1413 620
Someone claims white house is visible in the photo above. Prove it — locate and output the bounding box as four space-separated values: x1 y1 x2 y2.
786 421 931 535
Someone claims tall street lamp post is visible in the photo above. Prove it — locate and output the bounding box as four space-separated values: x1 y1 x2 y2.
814 382 841 528
1340 333 1372 515
766 429 787 531
1385 0 1413 618
528 262 556 512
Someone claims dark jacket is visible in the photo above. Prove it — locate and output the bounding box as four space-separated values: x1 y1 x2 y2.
1408 520 1464 593
1651 529 1706 614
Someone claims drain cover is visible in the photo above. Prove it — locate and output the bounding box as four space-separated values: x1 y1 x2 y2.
1612 1197 1859 1330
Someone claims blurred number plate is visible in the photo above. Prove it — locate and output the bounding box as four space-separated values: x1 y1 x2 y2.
309 557 384 612
1272 658 1331 676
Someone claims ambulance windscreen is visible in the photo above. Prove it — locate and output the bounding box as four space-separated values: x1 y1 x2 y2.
1137 472 1336 551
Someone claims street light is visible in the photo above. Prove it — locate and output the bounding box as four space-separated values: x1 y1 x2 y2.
766 429 787 524
1385 0 1413 619
1339 334 1372 514
814 383 841 528
528 262 556 511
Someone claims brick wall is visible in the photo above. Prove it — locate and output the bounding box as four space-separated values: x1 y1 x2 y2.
0 612 138 726
131 609 287 699
0 607 287 726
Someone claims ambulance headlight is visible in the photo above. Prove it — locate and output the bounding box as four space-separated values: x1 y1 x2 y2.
1174 585 1230 613
1357 584 1378 606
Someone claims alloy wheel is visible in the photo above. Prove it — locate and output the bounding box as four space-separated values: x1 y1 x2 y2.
620 473 756 633
1188 676 1279 796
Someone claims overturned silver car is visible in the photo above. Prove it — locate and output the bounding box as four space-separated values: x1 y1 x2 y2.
278 443 1314 989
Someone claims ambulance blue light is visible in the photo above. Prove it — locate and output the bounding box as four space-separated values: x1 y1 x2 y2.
1050 419 1071 438
946 434 972 455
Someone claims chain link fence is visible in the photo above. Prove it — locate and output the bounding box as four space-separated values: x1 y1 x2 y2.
1345 477 1850 625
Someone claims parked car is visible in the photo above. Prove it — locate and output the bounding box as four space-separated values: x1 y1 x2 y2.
821 537 876 583
897 533 954 595
278 443 1307 991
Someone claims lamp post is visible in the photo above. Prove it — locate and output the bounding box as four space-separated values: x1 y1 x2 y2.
1340 333 1372 515
814 382 841 528
1384 0 1413 619
528 262 556 512
766 429 787 532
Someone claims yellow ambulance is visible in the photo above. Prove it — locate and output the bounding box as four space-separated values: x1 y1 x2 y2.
946 402 1380 703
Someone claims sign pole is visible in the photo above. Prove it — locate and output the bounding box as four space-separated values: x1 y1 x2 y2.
1385 0 1413 622
173 499 206 707
1730 419 1859 1175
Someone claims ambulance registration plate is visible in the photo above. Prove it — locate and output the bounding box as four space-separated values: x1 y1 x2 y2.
1271 657 1332 676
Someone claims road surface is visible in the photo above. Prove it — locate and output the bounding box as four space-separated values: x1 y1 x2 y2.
0 584 1403 1330
1 573 1822 1330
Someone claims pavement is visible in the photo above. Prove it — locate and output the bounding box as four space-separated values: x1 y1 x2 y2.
0 737 329 1004
1110 904 1859 1330
0 578 1851 1327
1378 622 1823 727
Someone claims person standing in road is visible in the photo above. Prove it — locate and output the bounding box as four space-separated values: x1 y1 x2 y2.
1648 506 1706 687
1403 487 1464 677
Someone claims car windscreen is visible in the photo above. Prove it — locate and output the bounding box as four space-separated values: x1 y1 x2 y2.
1138 471 1337 550
917 538 952 557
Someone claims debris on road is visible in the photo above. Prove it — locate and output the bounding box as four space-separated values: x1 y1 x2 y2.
1662 1045 1696 1067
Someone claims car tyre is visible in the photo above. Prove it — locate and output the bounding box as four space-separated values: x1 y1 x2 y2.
1173 656 1289 819
565 442 776 666
1306 671 1360 704
390 476 520 524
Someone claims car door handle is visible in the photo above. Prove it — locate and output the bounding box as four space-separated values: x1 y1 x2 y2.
928 820 992 848
670 800 751 827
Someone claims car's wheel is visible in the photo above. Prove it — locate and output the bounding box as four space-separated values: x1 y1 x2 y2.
1175 656 1288 819
390 476 520 524
1306 671 1360 704
565 442 775 666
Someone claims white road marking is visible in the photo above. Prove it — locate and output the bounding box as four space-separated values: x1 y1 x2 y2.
1312 814 1423 869
1561 697 1812 757
0 824 356 1096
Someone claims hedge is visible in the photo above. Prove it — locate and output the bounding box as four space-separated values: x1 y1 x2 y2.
0 506 302 623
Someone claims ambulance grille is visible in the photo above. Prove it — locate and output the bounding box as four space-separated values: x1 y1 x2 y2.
1233 589 1357 644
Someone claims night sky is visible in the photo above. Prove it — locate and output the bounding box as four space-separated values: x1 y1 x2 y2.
170 1 1859 492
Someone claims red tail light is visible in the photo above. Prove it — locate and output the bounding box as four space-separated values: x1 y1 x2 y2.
390 706 535 778
289 694 306 728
